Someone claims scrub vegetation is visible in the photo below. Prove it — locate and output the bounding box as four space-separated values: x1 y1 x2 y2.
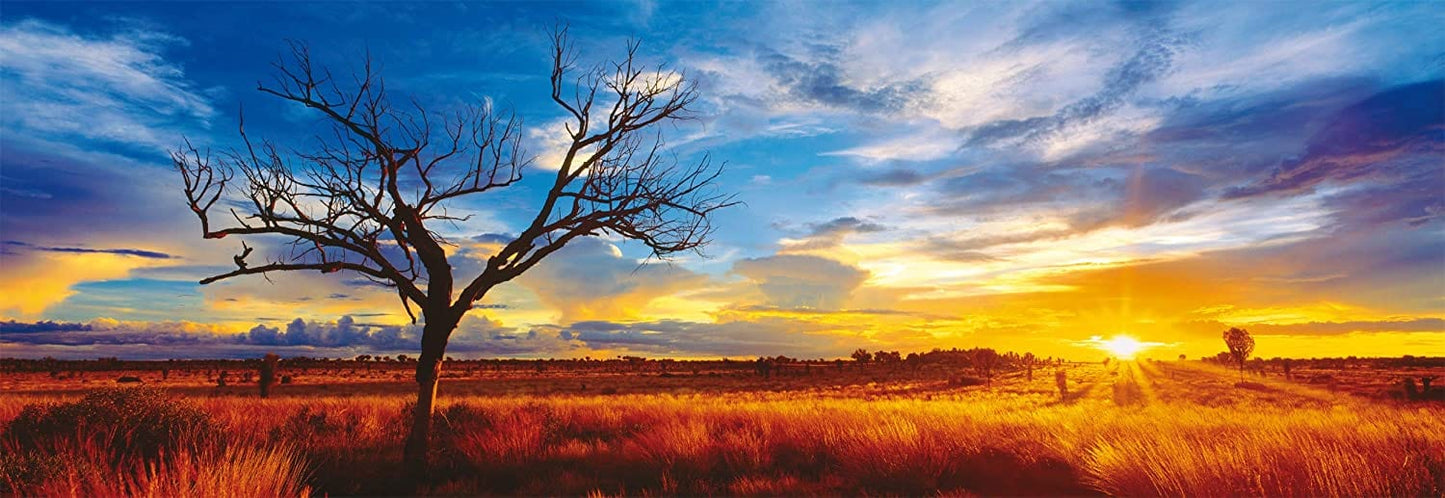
2 357 1442 496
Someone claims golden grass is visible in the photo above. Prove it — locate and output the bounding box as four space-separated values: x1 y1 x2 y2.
3 362 1442 496
22 441 311 498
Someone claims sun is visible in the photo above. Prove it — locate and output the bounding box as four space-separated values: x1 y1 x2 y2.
1098 335 1147 359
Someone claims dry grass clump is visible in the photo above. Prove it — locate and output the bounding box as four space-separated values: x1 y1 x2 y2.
0 388 310 496
5 388 212 463
9 440 310 497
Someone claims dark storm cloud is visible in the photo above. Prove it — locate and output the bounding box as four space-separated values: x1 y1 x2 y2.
968 32 1184 146
0 321 221 347
1226 80 1445 200
859 168 931 187
1143 78 1374 150
0 315 570 358
1329 171 1445 228
1163 79 1445 238
242 316 411 348
780 216 889 250
0 140 187 247
471 233 515 244
0 320 93 333
759 47 926 114
1069 167 1209 230
238 315 563 356
907 75 1435 244
926 164 1112 217
806 217 887 237
4 240 175 259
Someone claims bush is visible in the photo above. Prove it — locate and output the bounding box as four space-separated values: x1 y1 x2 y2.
0 451 89 493
948 376 986 387
3 387 214 463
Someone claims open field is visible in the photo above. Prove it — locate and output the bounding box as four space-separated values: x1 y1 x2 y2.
3 358 1444 496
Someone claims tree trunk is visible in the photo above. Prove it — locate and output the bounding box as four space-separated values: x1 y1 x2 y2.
403 316 457 487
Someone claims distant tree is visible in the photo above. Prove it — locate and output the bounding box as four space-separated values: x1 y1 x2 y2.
754 357 773 378
851 349 872 364
1223 327 1255 382
971 348 1000 385
259 353 279 398
1055 369 1068 399
1177 354 1186 361
1023 352 1036 382
1209 351 1232 365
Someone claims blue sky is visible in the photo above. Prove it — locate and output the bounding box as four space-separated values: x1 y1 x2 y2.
1 0 1442 360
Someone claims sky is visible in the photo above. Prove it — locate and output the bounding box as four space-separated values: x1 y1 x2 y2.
1 0 1442 361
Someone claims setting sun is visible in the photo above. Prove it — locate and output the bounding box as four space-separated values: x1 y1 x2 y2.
1098 335 1148 359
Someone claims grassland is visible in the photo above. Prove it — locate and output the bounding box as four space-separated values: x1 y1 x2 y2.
2 359 1443 496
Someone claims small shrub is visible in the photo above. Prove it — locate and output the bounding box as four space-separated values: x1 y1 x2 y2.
948 376 986 387
2 387 213 463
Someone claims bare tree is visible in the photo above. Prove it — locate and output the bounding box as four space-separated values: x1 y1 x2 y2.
172 29 734 480
1222 327 1255 382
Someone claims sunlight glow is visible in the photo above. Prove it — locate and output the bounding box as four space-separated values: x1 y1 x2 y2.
1097 335 1148 359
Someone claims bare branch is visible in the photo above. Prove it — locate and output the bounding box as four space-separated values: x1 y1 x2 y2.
199 260 391 285
450 31 735 312
176 32 732 347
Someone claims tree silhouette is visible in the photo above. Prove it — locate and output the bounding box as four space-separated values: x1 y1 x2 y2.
1022 352 1036 381
258 353 278 398
172 30 733 480
1222 327 1255 382
971 348 999 385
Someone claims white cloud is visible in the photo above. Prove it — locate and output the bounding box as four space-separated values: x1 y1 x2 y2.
526 118 595 171
822 125 959 162
0 20 216 152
